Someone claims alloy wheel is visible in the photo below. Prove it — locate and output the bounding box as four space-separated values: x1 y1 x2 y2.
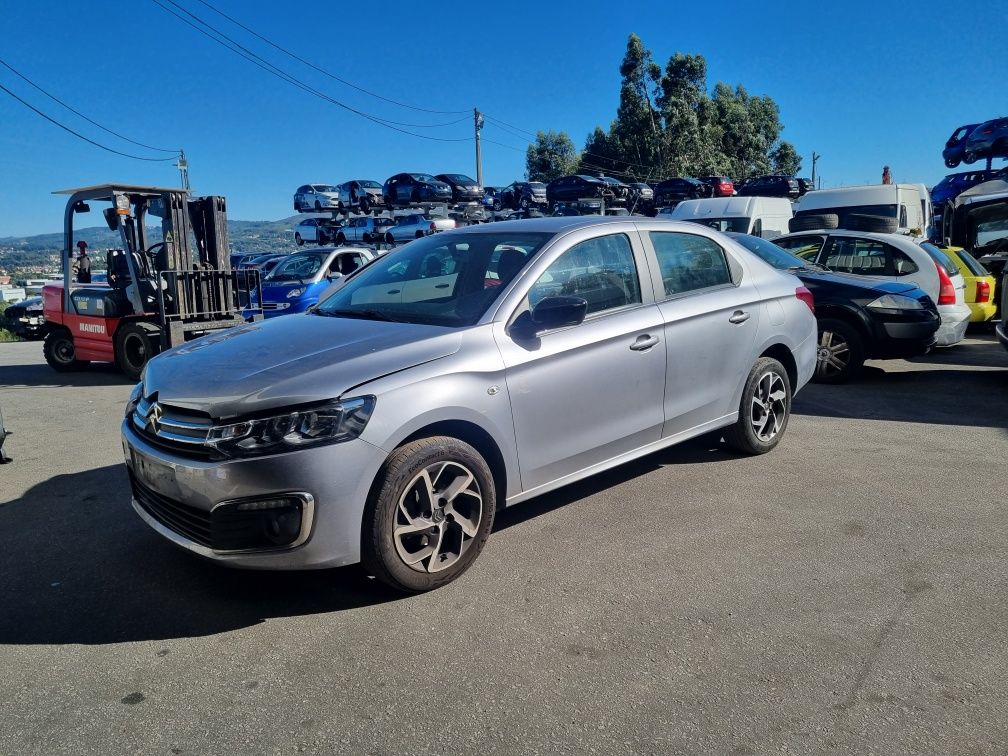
816 330 850 379
750 371 788 442
393 461 483 574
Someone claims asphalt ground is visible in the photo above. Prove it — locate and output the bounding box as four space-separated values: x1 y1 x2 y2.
1 334 1006 755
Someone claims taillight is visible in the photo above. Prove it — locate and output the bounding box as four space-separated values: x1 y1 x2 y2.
935 261 956 305
795 286 815 313
976 280 991 303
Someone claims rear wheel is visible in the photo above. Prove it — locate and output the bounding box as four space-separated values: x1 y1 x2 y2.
813 318 864 384
963 151 978 165
944 157 960 169
295 232 304 246
362 436 496 592
115 322 161 380
336 232 346 245
43 328 89 372
723 357 792 455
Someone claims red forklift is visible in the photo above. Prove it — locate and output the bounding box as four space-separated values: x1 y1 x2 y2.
42 184 260 379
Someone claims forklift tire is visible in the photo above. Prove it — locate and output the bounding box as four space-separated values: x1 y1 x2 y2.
115 322 161 380
43 328 89 372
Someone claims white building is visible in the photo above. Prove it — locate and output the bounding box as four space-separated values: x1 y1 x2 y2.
0 286 27 304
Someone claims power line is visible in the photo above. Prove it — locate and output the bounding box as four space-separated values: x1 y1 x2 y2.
483 114 539 141
191 0 471 116
0 81 178 162
0 57 178 154
151 0 471 140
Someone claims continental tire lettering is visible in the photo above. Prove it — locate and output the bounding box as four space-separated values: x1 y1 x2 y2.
79 322 105 335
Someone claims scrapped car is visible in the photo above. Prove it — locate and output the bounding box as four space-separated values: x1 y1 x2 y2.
294 217 343 246
4 296 45 340
963 117 1008 164
435 174 483 204
737 175 800 199
383 173 453 207
653 177 711 208
258 247 374 318
773 230 971 346
337 180 385 214
943 123 980 168
597 176 631 205
122 217 816 592
294 184 341 213
730 233 938 383
546 175 608 205
483 186 504 211
701 176 735 197
938 245 996 323
501 181 548 211
336 216 396 245
385 214 456 243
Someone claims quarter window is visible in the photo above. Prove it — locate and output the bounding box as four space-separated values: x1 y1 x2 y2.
649 232 732 296
528 234 640 316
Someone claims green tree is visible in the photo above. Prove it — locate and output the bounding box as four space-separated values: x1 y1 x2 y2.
525 130 579 182
770 142 802 176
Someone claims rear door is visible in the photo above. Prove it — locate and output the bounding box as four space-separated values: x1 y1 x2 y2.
642 228 761 436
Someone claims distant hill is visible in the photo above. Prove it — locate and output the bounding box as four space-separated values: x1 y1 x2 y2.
0 216 309 269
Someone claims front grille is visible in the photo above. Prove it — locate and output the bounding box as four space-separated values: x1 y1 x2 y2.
132 397 217 460
131 473 309 551
131 472 212 547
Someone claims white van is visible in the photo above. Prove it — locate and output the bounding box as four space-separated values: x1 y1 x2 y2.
794 184 933 238
666 196 793 238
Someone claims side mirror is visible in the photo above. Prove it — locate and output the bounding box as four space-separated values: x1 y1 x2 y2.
73 201 90 214
511 295 588 338
103 207 120 230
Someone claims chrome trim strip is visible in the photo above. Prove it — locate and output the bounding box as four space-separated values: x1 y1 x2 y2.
157 416 212 431
154 429 209 445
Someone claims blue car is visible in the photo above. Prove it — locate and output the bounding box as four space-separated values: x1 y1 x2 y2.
258 247 374 318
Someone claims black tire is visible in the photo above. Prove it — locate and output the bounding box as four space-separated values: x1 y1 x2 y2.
813 318 865 384
336 232 346 245
295 232 304 246
314 200 322 212
362 233 371 244
318 231 328 245
945 157 960 169
844 213 899 234
963 152 978 165
723 357 792 455
115 322 161 380
411 189 420 204
43 328 89 372
520 196 530 210
362 436 496 593
359 197 371 215
788 213 839 232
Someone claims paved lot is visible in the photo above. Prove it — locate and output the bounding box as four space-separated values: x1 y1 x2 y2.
1 336 1006 755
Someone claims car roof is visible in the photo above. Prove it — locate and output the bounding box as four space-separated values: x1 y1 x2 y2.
448 215 714 236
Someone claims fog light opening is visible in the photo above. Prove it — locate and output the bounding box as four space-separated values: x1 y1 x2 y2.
263 507 302 546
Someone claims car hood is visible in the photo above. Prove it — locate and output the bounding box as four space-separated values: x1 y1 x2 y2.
143 315 462 419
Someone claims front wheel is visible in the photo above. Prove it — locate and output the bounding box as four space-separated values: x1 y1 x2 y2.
945 157 960 169
723 357 792 455
336 232 346 245
295 232 304 246
115 322 161 380
362 436 496 592
813 319 864 384
43 329 89 372
963 151 978 165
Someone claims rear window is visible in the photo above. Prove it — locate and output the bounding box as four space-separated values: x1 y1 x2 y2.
919 242 960 277
948 247 989 277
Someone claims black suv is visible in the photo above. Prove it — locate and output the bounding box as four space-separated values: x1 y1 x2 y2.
434 174 483 203
736 175 800 199
383 173 453 207
731 233 939 383
546 175 607 205
653 177 711 207
501 181 548 211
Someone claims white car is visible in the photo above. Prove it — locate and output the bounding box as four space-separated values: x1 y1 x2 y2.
294 184 341 213
385 214 456 244
336 216 396 245
773 229 972 346
294 218 342 246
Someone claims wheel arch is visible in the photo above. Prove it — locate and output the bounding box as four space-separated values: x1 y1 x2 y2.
759 342 798 390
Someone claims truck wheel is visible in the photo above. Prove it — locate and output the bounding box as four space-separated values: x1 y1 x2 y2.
844 213 898 234
362 436 496 592
115 322 161 380
43 328 89 372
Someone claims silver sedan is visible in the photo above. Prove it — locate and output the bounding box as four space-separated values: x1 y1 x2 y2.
122 217 816 592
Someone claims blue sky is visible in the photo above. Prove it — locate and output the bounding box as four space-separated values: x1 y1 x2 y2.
1 0 1006 236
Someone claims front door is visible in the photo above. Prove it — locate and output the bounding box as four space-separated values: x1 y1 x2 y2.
495 231 666 492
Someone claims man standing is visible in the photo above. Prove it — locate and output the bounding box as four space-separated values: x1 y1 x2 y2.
74 240 92 284
882 166 893 185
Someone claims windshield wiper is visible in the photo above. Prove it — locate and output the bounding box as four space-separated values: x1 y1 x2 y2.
319 308 399 322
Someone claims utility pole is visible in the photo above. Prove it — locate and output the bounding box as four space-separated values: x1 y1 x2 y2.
474 108 484 188
811 151 820 190
176 149 190 192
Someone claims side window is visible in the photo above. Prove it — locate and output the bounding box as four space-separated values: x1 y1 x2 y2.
825 237 890 274
891 249 919 276
776 235 825 260
528 233 640 316
899 204 908 227
751 218 763 237
649 232 733 296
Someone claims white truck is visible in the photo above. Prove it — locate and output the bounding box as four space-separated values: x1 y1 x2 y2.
666 196 793 238
385 213 456 244
792 183 933 239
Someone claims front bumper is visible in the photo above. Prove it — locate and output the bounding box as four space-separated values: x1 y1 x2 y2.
967 301 997 323
122 419 387 569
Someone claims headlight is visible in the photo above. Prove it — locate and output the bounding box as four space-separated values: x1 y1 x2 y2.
286 287 305 298
206 397 375 458
867 294 925 312
125 382 143 418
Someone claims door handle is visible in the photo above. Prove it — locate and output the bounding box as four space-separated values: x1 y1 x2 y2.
629 334 659 351
434 283 450 289
729 310 750 324
387 289 401 294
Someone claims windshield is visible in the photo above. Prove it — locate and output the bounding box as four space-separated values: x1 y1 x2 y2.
410 173 438 182
311 185 337 193
970 203 1008 251
728 233 807 270
688 217 751 234
443 174 475 184
267 252 328 282
315 232 553 327
359 180 382 189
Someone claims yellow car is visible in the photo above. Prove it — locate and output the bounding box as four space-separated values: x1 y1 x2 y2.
938 245 996 322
